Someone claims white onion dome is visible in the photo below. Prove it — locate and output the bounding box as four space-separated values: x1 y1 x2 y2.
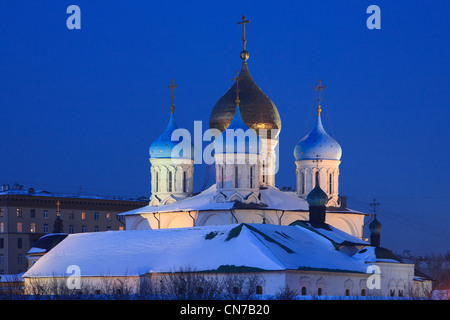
294 115 342 161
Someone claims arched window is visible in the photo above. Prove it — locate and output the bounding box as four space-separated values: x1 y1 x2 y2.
262 163 266 184
301 287 307 295
361 289 366 296
168 171 173 192
300 171 305 194
182 171 187 193
234 166 239 188
318 288 323 295
345 289 350 296
329 173 333 194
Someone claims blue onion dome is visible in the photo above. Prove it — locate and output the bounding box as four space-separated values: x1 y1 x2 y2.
307 174 329 207
369 215 382 234
214 106 260 154
294 115 342 161
149 112 194 159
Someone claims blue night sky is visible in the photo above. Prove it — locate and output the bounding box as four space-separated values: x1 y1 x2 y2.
1 1 449 255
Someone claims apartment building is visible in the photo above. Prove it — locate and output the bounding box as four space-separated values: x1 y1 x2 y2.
0 184 148 274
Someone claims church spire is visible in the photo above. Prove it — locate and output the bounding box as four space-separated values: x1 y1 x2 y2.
168 78 177 114
314 79 326 118
238 15 250 62
232 70 241 106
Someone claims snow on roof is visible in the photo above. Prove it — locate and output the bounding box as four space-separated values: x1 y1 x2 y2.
119 184 364 216
24 223 373 279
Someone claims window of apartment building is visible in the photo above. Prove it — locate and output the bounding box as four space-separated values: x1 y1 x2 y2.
94 226 99 232
0 222 4 233
81 212 86 220
17 208 22 217
44 223 49 233
43 210 49 219
69 225 74 233
69 211 74 219
0 254 3 265
0 238 3 248
17 222 22 233
30 209 36 218
82 225 86 233
95 212 100 220
30 223 36 233
17 254 23 265
0 208 3 218
106 213 112 221
18 238 22 249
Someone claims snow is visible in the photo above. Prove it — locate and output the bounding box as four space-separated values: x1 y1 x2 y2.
120 184 364 216
24 223 374 279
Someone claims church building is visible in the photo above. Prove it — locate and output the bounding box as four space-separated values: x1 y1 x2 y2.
22 16 432 298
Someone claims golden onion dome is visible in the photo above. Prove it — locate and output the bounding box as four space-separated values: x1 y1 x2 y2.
209 62 281 139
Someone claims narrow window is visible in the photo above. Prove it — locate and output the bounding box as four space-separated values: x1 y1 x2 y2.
0 223 4 233
329 173 333 194
318 288 323 295
43 210 48 219
250 166 254 188
168 171 173 192
81 212 86 220
183 171 187 193
106 213 112 221
221 166 224 188
17 222 22 233
301 171 305 194
30 223 36 233
43 224 49 233
345 289 350 296
234 166 239 188
16 208 22 217
18 238 22 248
361 289 366 296
262 163 266 184
301 287 307 295
30 209 36 218
94 212 99 220
69 225 74 233
155 171 159 192
256 286 263 295
82 225 87 233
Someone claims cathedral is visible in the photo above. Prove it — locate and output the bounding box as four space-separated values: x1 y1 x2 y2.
23 16 432 298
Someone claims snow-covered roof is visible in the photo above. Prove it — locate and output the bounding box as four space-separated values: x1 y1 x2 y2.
24 223 373 278
119 184 364 216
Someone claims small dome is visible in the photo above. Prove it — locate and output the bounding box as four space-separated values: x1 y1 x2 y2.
214 106 260 154
369 215 382 234
307 177 329 207
149 113 193 159
294 116 342 161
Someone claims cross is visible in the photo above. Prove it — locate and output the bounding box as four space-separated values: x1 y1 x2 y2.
237 15 250 52
312 154 323 169
56 200 61 216
232 70 241 106
370 198 380 214
314 79 326 117
168 78 177 114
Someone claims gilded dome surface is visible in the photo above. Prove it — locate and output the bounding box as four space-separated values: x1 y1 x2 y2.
209 62 281 139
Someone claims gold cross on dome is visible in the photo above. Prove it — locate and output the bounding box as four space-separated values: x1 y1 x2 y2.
168 78 177 114
232 70 241 106
238 15 250 52
56 200 61 216
314 79 326 117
